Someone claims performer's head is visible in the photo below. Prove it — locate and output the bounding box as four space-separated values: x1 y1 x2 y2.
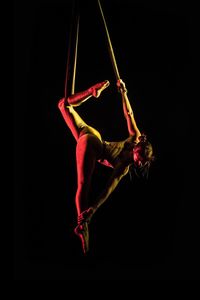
132 134 154 179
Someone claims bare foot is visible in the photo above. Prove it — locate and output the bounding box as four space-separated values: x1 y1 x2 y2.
74 207 94 255
74 222 89 255
91 80 110 98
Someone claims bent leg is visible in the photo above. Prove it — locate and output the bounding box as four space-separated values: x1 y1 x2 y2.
58 98 87 141
58 98 103 142
58 80 109 140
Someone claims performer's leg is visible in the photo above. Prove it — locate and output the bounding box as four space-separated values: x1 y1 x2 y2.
74 134 103 254
58 99 87 140
58 99 103 142
67 80 110 107
58 80 109 140
75 134 103 215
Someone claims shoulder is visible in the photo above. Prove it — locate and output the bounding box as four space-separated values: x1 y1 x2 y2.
122 165 130 176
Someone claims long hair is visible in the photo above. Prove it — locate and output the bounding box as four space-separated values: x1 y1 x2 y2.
129 160 151 180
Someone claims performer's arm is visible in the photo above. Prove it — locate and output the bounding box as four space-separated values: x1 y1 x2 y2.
117 79 141 141
93 163 129 212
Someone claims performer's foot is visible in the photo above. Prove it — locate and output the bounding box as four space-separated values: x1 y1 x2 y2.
74 221 89 255
74 207 94 255
91 80 110 98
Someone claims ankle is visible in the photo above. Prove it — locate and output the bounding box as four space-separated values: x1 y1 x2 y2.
90 86 97 98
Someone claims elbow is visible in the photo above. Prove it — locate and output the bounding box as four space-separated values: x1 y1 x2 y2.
129 128 141 139
128 126 138 137
129 129 136 136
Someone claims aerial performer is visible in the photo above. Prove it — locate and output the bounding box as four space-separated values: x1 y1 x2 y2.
58 0 155 254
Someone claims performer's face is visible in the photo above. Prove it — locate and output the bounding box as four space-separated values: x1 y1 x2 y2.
133 144 146 167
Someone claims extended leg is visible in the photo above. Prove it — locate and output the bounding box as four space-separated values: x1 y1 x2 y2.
74 134 103 254
75 134 103 215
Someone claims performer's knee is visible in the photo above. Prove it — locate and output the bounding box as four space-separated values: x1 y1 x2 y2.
58 98 65 110
58 98 71 111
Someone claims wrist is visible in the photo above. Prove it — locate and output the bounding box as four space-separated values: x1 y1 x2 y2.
121 87 128 94
118 86 127 93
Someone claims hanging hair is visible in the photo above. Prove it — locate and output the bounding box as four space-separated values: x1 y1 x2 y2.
129 160 151 180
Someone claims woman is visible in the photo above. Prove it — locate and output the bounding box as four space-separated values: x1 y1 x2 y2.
58 79 154 254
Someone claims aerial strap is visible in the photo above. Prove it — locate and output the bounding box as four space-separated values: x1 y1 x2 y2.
71 14 79 95
65 0 120 97
97 0 120 80
64 1 80 98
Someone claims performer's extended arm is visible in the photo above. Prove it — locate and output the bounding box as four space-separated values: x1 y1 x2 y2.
117 79 141 141
92 163 129 212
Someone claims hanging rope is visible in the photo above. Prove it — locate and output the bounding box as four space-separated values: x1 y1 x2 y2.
64 25 72 99
65 0 120 98
71 14 79 95
64 1 80 98
97 0 120 80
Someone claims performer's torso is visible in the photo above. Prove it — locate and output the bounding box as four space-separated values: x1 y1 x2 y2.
98 136 136 168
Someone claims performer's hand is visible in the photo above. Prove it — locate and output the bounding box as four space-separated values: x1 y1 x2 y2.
117 79 127 93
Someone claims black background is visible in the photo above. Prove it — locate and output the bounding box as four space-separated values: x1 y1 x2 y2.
14 0 197 280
